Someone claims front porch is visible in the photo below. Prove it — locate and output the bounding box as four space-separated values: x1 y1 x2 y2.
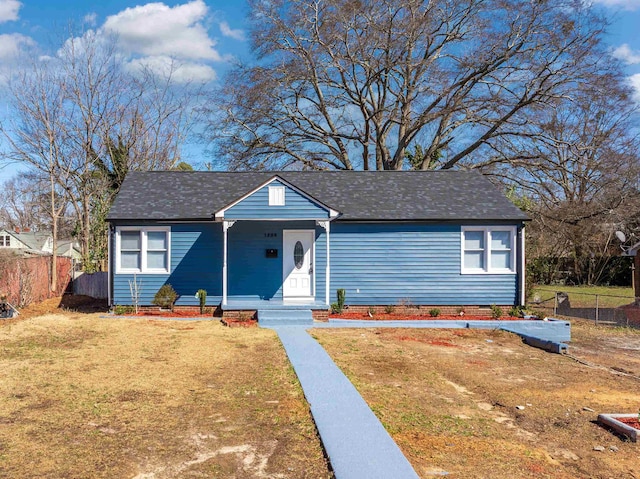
221 298 329 311
221 298 329 325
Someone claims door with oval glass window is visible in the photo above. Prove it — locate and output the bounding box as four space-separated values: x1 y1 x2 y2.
282 230 314 300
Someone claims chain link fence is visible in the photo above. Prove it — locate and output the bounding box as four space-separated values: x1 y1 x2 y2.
529 288 639 328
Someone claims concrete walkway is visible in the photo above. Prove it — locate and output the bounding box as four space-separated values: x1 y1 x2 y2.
273 326 420 479
271 318 570 478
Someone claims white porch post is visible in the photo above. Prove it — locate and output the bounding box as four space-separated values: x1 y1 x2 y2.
317 220 331 306
520 226 526 306
222 220 236 306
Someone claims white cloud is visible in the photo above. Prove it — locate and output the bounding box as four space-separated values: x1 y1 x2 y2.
612 44 640 64
590 0 640 9
0 33 34 60
0 0 21 23
103 0 221 61
629 73 640 102
84 12 98 27
220 21 245 41
127 55 216 83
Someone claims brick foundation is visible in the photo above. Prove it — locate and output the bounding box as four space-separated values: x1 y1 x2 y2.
336 305 510 316
129 304 517 321
312 310 330 321
220 309 257 320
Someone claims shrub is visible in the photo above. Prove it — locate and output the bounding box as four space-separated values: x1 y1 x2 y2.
398 297 414 308
508 305 524 318
490 304 503 319
384 304 395 314
152 284 178 311
113 305 134 315
337 288 346 310
332 288 347 314
429 308 440 317
196 289 207 314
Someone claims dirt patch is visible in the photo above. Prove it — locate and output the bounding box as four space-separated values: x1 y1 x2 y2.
0 312 331 478
313 324 640 479
1 295 108 325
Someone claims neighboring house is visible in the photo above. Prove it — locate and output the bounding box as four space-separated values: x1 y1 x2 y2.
0 229 53 254
0 228 80 260
56 240 83 262
106 171 529 315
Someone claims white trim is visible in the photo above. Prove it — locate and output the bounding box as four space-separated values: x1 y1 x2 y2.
282 229 315 299
115 226 171 275
215 217 332 222
222 220 237 306
268 185 285 206
316 220 331 305
460 226 517 275
520 226 526 305
214 175 340 219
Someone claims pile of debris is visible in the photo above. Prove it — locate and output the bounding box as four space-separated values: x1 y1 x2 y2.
0 299 18 319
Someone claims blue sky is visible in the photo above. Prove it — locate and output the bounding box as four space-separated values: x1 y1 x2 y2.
0 0 640 183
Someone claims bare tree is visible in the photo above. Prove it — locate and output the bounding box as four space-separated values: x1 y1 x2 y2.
0 172 74 235
0 58 73 291
2 30 198 271
488 75 640 284
206 0 612 171
57 31 196 269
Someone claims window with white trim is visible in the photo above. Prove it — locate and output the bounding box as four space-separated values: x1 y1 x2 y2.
0 235 9 247
116 227 170 274
461 226 516 274
268 186 285 206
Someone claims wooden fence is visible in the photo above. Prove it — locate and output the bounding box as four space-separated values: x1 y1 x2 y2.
0 254 72 307
73 272 108 299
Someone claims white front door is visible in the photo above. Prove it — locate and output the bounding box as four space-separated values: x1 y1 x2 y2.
283 230 314 299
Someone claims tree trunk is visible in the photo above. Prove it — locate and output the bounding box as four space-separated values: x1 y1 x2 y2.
50 175 57 292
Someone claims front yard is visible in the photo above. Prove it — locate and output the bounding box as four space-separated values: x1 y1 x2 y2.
0 311 331 478
3 300 640 479
313 321 640 479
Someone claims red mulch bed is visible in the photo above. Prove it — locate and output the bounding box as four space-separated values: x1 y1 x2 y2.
329 312 521 321
618 417 640 431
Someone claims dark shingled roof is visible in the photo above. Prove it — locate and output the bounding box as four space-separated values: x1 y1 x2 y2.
107 170 529 222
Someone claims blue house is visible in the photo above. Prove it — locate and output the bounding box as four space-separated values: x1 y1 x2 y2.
106 170 529 319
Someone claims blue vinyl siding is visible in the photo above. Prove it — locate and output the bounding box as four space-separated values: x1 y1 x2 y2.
112 220 518 307
112 220 328 306
225 180 330 219
329 223 518 305
113 223 223 306
227 221 326 301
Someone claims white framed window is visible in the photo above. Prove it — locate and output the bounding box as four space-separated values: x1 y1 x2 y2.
461 226 516 274
116 227 170 274
268 186 285 206
0 235 9 247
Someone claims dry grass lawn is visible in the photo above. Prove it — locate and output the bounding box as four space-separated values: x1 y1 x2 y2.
313 321 640 479
0 309 331 478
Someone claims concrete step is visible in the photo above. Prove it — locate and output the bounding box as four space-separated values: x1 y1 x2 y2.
258 309 313 326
